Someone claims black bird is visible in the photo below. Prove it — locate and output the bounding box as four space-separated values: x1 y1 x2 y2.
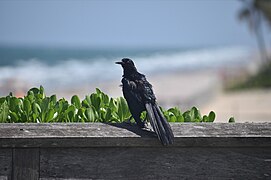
115 58 174 145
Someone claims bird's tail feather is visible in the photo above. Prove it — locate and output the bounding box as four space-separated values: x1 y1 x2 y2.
145 103 174 145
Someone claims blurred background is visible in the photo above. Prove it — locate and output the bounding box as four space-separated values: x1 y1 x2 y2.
0 0 270 122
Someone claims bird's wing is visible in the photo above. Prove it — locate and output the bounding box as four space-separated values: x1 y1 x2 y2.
122 78 143 103
137 76 156 103
122 75 156 104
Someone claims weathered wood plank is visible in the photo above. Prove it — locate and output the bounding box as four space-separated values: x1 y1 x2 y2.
0 176 8 180
1 136 271 148
12 148 39 180
1 123 271 138
40 147 271 179
0 123 271 148
0 123 271 179
0 149 11 180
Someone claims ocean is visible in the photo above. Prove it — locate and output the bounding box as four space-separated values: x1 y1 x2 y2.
0 45 252 96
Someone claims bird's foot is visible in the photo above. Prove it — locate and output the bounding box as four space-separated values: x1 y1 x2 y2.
124 116 134 126
124 120 133 126
137 120 149 130
140 117 150 129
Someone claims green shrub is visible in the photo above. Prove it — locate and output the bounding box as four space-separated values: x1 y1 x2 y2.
0 86 216 123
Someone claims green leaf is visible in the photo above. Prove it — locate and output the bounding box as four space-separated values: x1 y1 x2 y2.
0 101 9 122
96 88 102 95
104 108 112 122
23 99 31 116
78 108 87 120
191 107 202 121
16 99 24 115
85 95 92 107
208 111 216 122
116 97 130 121
32 103 41 114
99 107 106 120
109 98 117 111
85 107 96 122
50 95 57 106
116 100 123 120
9 97 20 112
168 107 182 117
28 87 40 95
66 105 77 122
176 115 184 122
40 85 45 98
56 98 69 114
71 95 81 109
0 97 6 104
229 117 235 123
45 108 55 122
189 107 196 121
90 94 101 111
82 99 90 108
140 111 147 121
41 97 50 112
40 97 50 122
9 111 19 122
202 115 209 122
26 90 35 103
102 93 110 105
169 114 177 122
183 111 192 122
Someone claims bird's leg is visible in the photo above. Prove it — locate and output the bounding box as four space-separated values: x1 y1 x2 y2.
134 114 147 129
142 115 153 131
143 114 148 125
124 116 133 125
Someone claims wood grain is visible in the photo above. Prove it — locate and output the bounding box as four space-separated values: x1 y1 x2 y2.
0 123 270 179
0 149 11 180
0 123 271 148
39 147 271 179
12 148 39 180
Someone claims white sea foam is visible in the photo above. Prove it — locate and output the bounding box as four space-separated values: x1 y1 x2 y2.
136 46 251 73
0 46 252 94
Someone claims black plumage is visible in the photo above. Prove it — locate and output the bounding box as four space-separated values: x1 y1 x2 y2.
116 58 174 145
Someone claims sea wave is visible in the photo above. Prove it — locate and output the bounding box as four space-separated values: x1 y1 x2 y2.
0 46 252 94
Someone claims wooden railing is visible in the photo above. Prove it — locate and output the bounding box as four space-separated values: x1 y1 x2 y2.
0 123 271 180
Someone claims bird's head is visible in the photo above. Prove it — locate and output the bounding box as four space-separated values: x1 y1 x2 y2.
115 58 137 76
115 58 135 68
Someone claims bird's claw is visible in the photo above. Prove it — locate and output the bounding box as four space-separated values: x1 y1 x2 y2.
137 120 149 129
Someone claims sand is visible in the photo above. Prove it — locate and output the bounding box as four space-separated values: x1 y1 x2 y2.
201 89 271 123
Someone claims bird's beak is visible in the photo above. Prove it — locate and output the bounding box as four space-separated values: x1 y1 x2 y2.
115 61 123 65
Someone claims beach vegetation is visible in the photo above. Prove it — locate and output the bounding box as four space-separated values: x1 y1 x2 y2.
0 86 216 123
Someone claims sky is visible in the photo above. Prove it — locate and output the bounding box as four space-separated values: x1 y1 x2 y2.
0 0 260 48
